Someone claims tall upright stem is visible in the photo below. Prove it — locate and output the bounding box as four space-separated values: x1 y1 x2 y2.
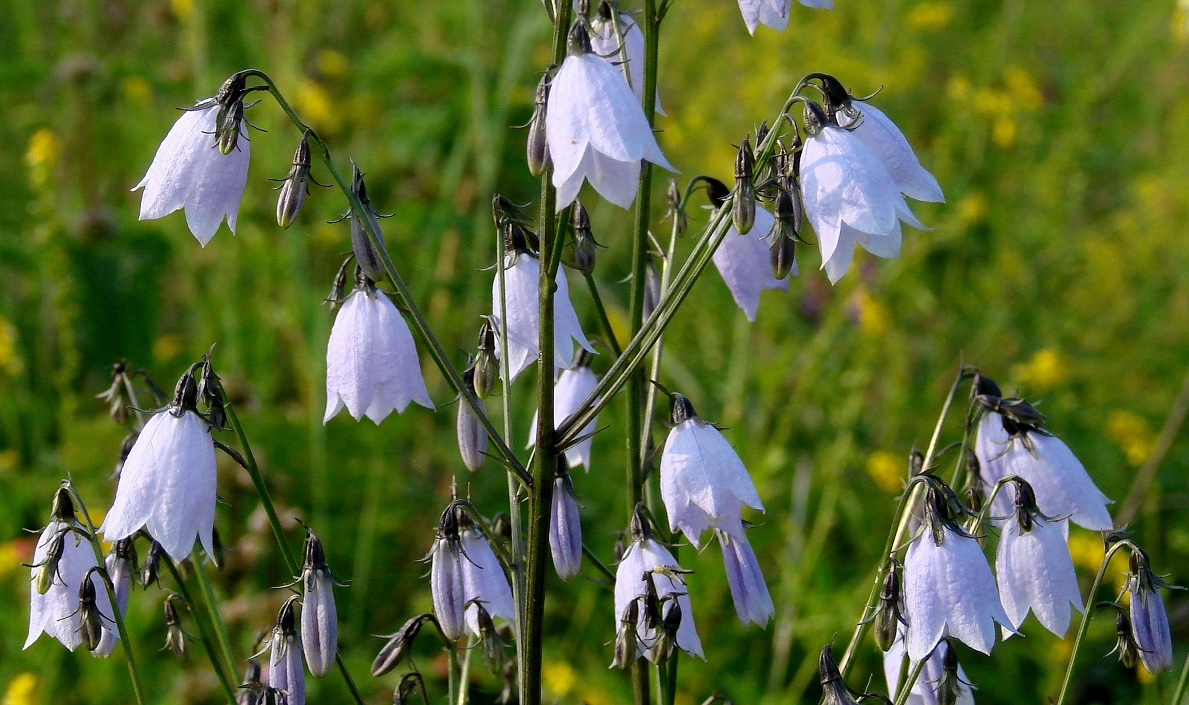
162 558 239 705
191 548 240 681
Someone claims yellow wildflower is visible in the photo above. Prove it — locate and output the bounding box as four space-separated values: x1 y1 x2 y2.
25 129 60 188
1105 410 1156 466
1011 349 1067 392
906 2 953 31
2 674 37 705
867 451 905 493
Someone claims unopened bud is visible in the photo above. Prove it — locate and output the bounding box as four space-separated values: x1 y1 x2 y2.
163 595 188 661
1112 609 1141 669
818 644 859 705
373 614 434 676
77 569 105 652
872 560 903 652
394 673 424 705
769 233 797 280
936 641 963 705
613 600 640 669
277 133 313 229
216 98 246 156
457 369 488 472
236 659 263 705
550 470 583 580
269 596 305 705
300 528 340 678
732 138 756 234
473 321 498 399
142 541 164 587
113 431 138 479
348 161 387 283
32 529 66 596
571 200 598 274
527 73 551 177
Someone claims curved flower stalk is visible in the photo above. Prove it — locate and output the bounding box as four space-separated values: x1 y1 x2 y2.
902 483 1011 661
491 245 593 382
613 513 704 662
26 489 114 652
324 269 433 423
101 368 218 563
994 480 1082 637
973 385 1113 531
736 0 833 35
884 632 975 705
133 75 253 246
529 351 599 469
659 394 764 548
546 21 675 210
268 597 306 705
589 3 664 114
712 204 792 321
716 529 774 627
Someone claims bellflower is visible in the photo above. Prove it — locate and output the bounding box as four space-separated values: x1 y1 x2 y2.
589 6 664 114
134 76 252 246
994 480 1082 637
94 538 136 658
660 394 764 548
903 485 1011 661
299 529 341 678
269 597 306 705
799 101 924 284
324 275 433 424
716 529 774 627
614 516 703 661
550 470 584 580
460 526 515 638
427 511 467 641
26 489 114 652
457 368 488 472
529 352 599 469
736 0 833 35
101 370 217 563
975 399 1113 531
1126 548 1175 674
884 632 975 705
546 22 674 210
712 204 793 321
491 249 593 382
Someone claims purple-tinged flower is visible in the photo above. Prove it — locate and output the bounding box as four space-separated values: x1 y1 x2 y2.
529 352 599 469
550 470 583 580
268 597 305 705
716 529 774 627
736 0 833 35
884 631 975 705
299 529 341 678
94 538 136 658
133 77 251 246
1125 548 1175 674
427 512 467 641
712 205 793 321
975 407 1113 531
589 5 664 114
101 371 217 563
491 250 593 383
457 368 488 472
903 485 1011 661
547 22 674 211
460 527 515 638
994 480 1082 637
660 394 763 548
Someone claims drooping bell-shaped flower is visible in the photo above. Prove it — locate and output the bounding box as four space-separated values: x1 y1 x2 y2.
491 245 593 383
269 597 306 705
546 21 675 210
133 74 252 246
427 510 467 641
550 469 583 580
94 538 137 657
712 204 792 321
884 631 975 705
299 528 342 678
324 272 433 424
460 525 515 638
613 512 704 661
735 0 834 35
974 398 1113 531
994 479 1082 637
716 529 774 627
101 370 218 563
457 367 488 472
1125 548 1175 674
799 100 924 284
589 3 664 114
26 488 114 652
660 394 764 548
902 484 1011 661
529 351 599 469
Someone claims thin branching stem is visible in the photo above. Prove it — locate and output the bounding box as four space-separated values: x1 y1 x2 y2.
891 657 927 705
162 557 239 705
1056 540 1133 705
191 547 240 679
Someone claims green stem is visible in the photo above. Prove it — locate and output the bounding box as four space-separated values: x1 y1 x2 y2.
639 208 681 465
63 484 147 705
192 547 239 675
1171 647 1189 705
162 558 238 705
583 272 622 356
1056 541 1131 705
448 643 461 705
892 657 927 705
240 69 529 488
458 641 474 705
582 543 617 584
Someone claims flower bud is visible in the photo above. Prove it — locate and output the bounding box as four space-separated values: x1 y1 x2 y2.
300 528 340 678
163 594 189 661
1110 609 1141 669
428 514 466 641
818 645 859 705
457 367 488 472
527 73 551 177
113 431 138 479
872 560 903 652
107 538 136 617
613 599 640 669
935 641 965 705
32 528 67 596
277 133 313 229
77 568 105 652
269 596 306 705
1126 548 1176 673
732 138 756 235
472 321 498 399
141 540 163 587
216 97 246 156
571 200 598 274
236 659 263 705
769 232 797 281
549 470 583 580
372 614 434 676
394 673 425 705
348 161 387 283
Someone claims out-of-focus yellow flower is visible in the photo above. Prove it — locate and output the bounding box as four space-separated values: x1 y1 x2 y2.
1067 533 1103 573
1174 0 1189 40
584 688 614 705
906 2 953 31
2 673 37 705
295 79 342 135
543 661 576 696
1137 662 1156 683
854 289 890 339
991 117 1017 147
866 451 904 493
1004 66 1044 110
170 0 193 21
955 192 987 228
0 449 18 471
317 50 349 79
946 76 972 102
154 334 182 362
122 75 152 105
1106 410 1156 466
0 316 23 377
1011 348 1068 392
0 540 22 580
25 128 60 188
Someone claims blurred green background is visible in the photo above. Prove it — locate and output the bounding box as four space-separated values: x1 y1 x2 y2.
2 0 1188 703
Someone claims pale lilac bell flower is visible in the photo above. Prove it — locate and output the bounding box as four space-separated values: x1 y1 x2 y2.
884 631 975 705
1126 548 1175 674
324 278 433 424
550 471 583 580
660 394 764 548
491 251 593 382
547 22 674 211
614 526 703 661
268 597 306 705
736 0 834 35
460 526 516 638
589 7 664 114
529 352 599 469
299 529 341 678
716 529 774 627
101 372 217 563
713 204 793 321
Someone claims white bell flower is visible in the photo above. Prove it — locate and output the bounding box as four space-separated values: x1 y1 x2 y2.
26 513 113 651
134 101 250 246
529 354 599 469
660 395 763 548
614 532 703 660
589 10 664 115
491 253 593 383
841 101 944 204
736 0 834 34
716 529 774 627
712 205 792 320
546 22 674 211
269 598 306 705
884 630 975 705
460 527 516 637
324 285 433 424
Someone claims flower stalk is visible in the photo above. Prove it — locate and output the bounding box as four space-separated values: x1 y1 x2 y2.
160 557 239 705
1055 540 1131 705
